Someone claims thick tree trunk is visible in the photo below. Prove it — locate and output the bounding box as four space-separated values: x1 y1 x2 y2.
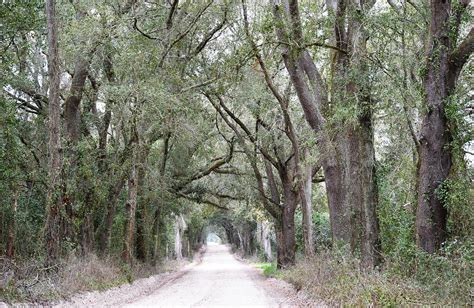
44 0 63 263
272 0 380 268
343 124 381 267
62 27 96 248
276 167 298 269
64 57 89 144
123 155 138 265
275 224 285 268
415 0 460 253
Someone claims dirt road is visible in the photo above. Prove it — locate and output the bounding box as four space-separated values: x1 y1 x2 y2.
123 244 279 307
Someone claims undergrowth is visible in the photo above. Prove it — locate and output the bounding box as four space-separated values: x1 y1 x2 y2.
254 262 278 277
0 254 178 304
280 244 472 306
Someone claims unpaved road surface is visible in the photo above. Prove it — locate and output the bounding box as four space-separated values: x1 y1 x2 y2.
56 244 313 307
123 244 279 307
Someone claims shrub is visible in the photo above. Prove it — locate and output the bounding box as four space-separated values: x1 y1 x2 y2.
281 247 472 306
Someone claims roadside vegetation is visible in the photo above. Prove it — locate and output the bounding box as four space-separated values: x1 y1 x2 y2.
0 255 185 303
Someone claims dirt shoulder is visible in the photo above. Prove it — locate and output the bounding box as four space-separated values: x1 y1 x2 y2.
232 253 326 307
53 247 206 307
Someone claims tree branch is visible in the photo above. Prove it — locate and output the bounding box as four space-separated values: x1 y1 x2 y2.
175 191 229 210
173 140 234 191
166 0 180 30
133 18 159 40
192 7 228 56
450 27 474 77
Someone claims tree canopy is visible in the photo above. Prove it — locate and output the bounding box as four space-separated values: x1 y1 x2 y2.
0 0 472 305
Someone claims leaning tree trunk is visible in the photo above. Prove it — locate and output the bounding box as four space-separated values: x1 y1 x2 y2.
416 0 473 253
44 0 63 263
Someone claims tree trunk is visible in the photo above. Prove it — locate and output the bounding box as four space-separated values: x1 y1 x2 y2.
415 0 473 253
279 173 297 268
44 0 63 263
62 21 97 248
6 193 18 259
135 149 148 262
80 211 94 255
99 174 127 253
151 206 162 264
174 214 186 260
272 0 381 268
262 222 273 262
79 187 94 255
135 205 146 262
343 124 380 267
123 154 138 265
257 221 273 262
301 159 314 256
275 224 285 268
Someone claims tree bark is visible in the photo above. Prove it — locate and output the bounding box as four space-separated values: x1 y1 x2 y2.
174 214 186 260
44 0 63 263
416 0 472 253
62 20 97 248
301 158 314 256
272 0 381 268
278 165 298 268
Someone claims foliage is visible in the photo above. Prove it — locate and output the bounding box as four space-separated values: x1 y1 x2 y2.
0 0 472 304
282 247 472 306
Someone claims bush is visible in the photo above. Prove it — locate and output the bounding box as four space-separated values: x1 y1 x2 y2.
0 253 175 304
281 246 472 306
254 262 278 277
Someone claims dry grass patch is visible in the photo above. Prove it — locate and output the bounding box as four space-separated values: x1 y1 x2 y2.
0 255 182 304
281 250 471 306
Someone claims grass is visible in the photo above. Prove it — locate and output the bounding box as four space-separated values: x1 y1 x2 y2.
253 262 279 277
0 254 181 304
278 249 472 306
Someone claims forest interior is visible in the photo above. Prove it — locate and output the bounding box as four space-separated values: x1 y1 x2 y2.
0 0 473 306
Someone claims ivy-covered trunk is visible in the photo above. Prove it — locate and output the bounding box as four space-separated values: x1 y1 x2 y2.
415 0 472 253
44 0 63 263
